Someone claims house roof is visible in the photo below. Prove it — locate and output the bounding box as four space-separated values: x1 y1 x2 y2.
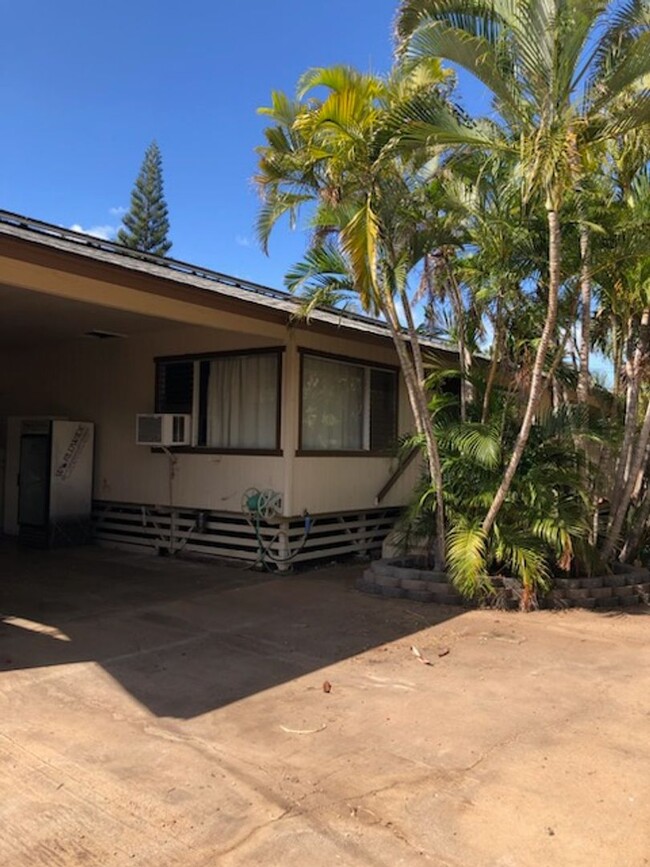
0 209 457 355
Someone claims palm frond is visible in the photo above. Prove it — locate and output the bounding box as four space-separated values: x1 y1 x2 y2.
297 65 385 101
402 17 527 123
284 243 359 317
391 89 508 150
589 0 650 91
494 523 550 590
440 421 502 468
255 193 311 254
446 520 491 596
339 200 381 312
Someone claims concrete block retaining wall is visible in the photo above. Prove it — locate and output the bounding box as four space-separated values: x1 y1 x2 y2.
357 559 650 609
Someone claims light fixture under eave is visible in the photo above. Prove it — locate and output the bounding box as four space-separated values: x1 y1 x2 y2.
84 329 127 340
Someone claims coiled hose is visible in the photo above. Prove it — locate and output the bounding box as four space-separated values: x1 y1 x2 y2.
241 488 313 570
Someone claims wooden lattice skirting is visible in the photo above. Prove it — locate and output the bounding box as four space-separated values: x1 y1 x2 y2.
91 500 400 568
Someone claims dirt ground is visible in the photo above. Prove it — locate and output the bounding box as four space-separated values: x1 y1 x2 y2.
1 545 649 866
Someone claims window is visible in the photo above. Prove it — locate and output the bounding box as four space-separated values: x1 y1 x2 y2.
300 353 397 452
156 361 193 414
156 350 281 451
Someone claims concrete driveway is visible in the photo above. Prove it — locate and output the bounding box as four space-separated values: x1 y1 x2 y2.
1 545 649 866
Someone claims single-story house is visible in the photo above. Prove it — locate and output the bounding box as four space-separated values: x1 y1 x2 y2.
0 210 458 566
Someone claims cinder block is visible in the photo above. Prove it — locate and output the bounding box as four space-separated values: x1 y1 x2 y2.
356 579 381 595
375 574 401 589
578 597 597 608
402 578 428 592
406 589 435 603
369 562 393 577
580 577 604 590
590 586 613 599
603 573 627 587
595 598 619 610
617 584 636 596
381 585 406 599
433 593 463 606
425 581 455 594
566 588 590 600
423 571 448 582
618 594 640 606
391 566 422 582
554 577 582 590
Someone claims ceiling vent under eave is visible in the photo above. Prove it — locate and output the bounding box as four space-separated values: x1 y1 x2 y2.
84 329 126 340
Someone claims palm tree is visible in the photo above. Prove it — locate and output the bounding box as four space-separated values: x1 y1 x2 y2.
595 153 650 559
431 152 543 422
399 396 596 608
255 64 454 568
395 0 650 554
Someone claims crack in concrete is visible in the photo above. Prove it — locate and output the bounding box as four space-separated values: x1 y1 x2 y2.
212 807 294 860
0 732 195 856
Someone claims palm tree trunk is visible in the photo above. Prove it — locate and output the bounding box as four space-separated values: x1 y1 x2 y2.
458 335 468 423
481 207 561 537
577 222 591 404
481 347 499 423
611 315 622 403
446 263 473 420
396 289 447 568
609 310 649 520
620 479 650 563
482 299 503 424
381 294 447 570
546 325 573 384
602 395 650 561
551 373 561 411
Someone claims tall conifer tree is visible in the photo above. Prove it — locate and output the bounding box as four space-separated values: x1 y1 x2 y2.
118 141 172 256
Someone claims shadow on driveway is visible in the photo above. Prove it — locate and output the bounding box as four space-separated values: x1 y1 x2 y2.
0 543 460 719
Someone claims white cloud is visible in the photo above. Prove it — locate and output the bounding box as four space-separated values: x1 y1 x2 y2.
235 234 252 248
69 223 116 241
109 205 127 217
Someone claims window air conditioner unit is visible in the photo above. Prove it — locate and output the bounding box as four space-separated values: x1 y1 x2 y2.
136 414 191 447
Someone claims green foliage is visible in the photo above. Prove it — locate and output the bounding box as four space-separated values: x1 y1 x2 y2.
398 387 601 605
446 521 491 597
284 244 360 317
255 2 650 581
255 63 456 318
118 141 172 256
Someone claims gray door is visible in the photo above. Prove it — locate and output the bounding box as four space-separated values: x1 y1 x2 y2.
18 434 50 526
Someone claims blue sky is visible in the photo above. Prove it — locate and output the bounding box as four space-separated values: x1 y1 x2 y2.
1 0 490 290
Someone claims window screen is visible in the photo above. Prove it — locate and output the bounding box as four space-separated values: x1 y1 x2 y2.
370 368 397 450
301 354 397 452
156 361 193 414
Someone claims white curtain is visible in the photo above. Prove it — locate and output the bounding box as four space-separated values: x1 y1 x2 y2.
301 355 364 450
206 354 278 449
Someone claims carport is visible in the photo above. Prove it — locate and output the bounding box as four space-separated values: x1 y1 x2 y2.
0 212 418 565
0 213 292 546
0 283 193 539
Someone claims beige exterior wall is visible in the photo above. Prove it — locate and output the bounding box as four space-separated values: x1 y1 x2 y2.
0 315 422 530
288 329 422 514
0 324 284 530
0 242 439 530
